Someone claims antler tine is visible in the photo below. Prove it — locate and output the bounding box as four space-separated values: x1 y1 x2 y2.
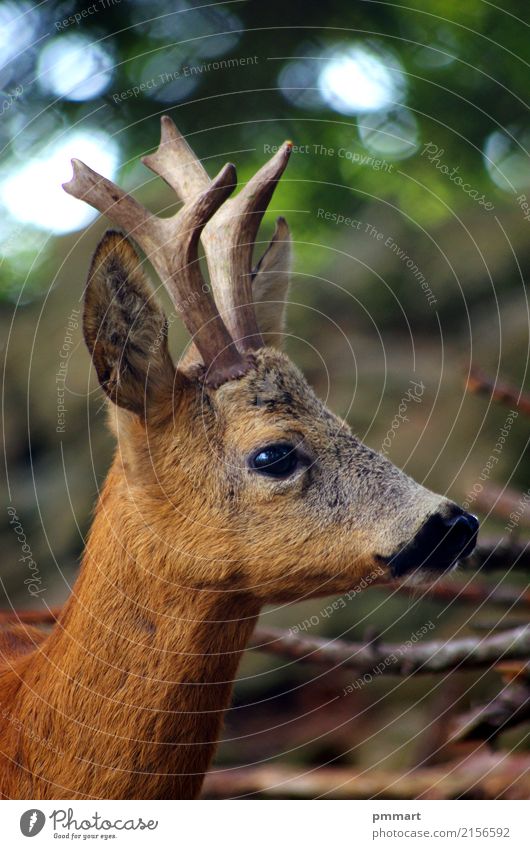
64 158 158 252
142 116 293 352
141 115 210 198
63 156 250 388
203 140 292 351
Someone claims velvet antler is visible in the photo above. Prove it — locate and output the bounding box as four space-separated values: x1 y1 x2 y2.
63 153 249 387
142 116 292 351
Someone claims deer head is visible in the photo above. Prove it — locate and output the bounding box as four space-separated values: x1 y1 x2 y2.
64 117 478 602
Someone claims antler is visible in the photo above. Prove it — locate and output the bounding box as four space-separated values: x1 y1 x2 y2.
63 153 250 388
142 116 292 351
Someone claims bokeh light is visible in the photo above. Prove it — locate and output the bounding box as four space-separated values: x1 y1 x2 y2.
412 25 458 68
319 44 406 115
0 131 120 233
37 35 114 101
483 128 530 192
130 1 241 57
135 51 199 103
278 57 322 109
0 1 38 84
358 107 420 160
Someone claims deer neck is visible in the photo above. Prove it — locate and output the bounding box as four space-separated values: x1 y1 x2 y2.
22 459 260 799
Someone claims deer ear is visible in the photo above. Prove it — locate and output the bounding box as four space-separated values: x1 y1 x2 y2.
83 230 175 416
252 217 292 349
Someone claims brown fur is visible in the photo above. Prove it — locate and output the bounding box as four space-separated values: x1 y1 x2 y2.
0 232 454 799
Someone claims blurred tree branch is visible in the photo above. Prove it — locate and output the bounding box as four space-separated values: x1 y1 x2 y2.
390 573 530 607
467 367 530 417
449 665 530 745
462 536 530 571
466 488 530 531
202 752 530 799
250 625 530 676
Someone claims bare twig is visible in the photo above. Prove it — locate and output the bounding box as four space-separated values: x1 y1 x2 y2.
202 752 530 798
449 670 530 744
466 367 530 417
390 576 530 608
468 486 530 530
250 625 530 676
463 536 530 572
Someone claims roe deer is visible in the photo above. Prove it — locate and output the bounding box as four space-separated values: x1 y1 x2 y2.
0 117 478 799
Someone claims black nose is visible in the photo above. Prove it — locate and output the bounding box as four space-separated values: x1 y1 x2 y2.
442 512 480 559
387 508 479 578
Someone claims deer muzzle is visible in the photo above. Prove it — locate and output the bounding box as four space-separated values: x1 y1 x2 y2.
381 506 479 578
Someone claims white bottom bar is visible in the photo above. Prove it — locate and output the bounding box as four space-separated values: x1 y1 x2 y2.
1 799 528 848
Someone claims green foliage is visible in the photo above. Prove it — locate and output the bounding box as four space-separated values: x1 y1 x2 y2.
0 0 528 300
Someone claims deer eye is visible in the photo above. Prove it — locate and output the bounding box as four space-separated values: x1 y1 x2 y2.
249 444 300 478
